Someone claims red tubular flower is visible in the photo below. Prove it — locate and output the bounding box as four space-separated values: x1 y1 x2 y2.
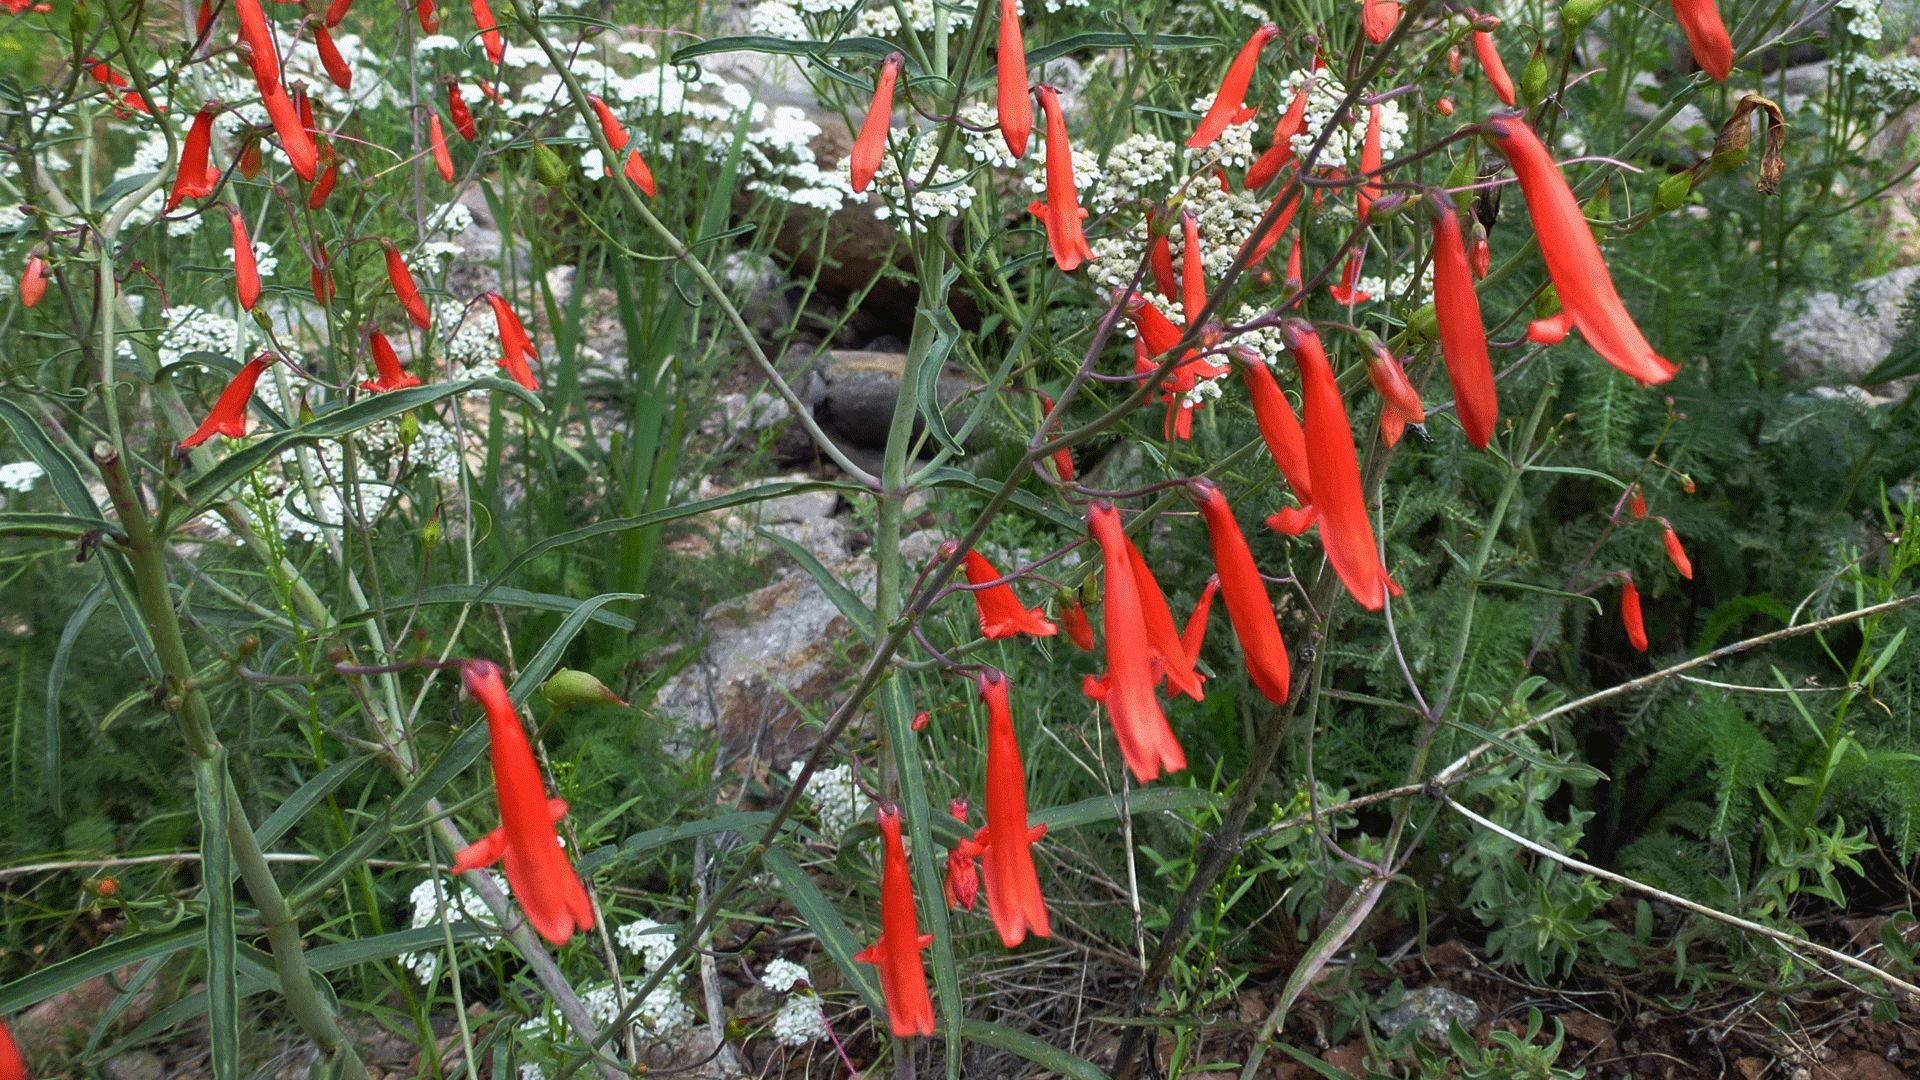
20 255 46 308
1361 334 1424 426
416 0 439 33
239 139 263 179
1149 234 1178 300
1239 185 1300 267
964 549 1059 639
1286 322 1400 611
229 210 260 311
197 0 215 34
1036 392 1075 482
430 114 454 181
451 797 568 874
1621 576 1648 651
384 242 432 329
1030 85 1094 270
1661 520 1692 578
1084 503 1187 783
944 797 979 911
166 106 219 212
1060 595 1095 651
1188 24 1276 149
1188 479 1291 703
310 239 334 306
484 292 541 390
1122 534 1205 700
1284 232 1303 293
447 83 476 140
1180 212 1206 327
1246 82 1311 189
88 58 127 87
1485 117 1678 385
1233 351 1314 524
623 149 656 196
1474 27 1515 106
850 53 902 194
324 0 351 27
315 25 351 89
1671 0 1732 81
1527 309 1574 344
1362 0 1402 42
1126 294 1184 358
588 94 630 152
234 0 280 93
471 0 504 65
1328 250 1371 306
964 671 1050 948
1467 221 1490 279
854 805 936 1037
996 0 1030 158
457 660 596 946
1628 484 1647 519
308 163 337 209
261 86 318 181
1180 575 1218 669
1357 104 1383 220
1430 197 1498 449
362 329 423 392
180 354 273 448
0 1016 24 1080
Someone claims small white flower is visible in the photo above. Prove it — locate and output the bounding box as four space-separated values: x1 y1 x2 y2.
615 918 681 971
769 993 830 1045
790 761 869 838
761 958 810 993
0 462 46 493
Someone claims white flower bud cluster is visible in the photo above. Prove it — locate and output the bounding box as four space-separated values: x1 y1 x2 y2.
616 917 681 972
1277 70 1409 168
790 761 870 838
1835 0 1883 40
761 959 828 1044
397 874 508 986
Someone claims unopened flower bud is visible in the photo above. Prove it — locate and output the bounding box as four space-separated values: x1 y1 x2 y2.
1652 171 1693 215
1562 0 1608 36
1520 47 1549 103
542 668 628 709
911 711 929 731
531 138 568 189
1436 96 1455 116
1406 302 1439 342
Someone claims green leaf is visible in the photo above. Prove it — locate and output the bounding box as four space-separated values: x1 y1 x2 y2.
44 579 109 816
917 466 1082 531
576 811 779 873
756 529 875 640
1864 341 1920 384
93 170 160 211
762 847 885 1019
671 34 924 73
961 1020 1110 1080
1022 32 1219 68
506 592 643 707
183 378 542 508
0 511 120 541
0 921 204 1015
1034 786 1224 830
342 585 639 633
914 266 968 458
476 481 862 603
252 755 373 852
195 755 239 1080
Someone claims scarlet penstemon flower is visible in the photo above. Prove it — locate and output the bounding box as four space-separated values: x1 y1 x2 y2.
1285 321 1400 611
166 106 219 212
1328 250 1372 306
1628 484 1648 519
1357 103 1383 220
471 0 504 65
1474 25 1515 106
447 82 476 140
429 113 454 181
1030 85 1095 270
1660 520 1692 579
1362 0 1402 42
384 242 432 329
588 94 629 153
324 0 351 27
1245 82 1311 189
1231 349 1315 532
1621 576 1648 651
1188 24 1277 149
854 804 937 1037
315 25 351 89
1179 574 1219 670
451 796 568 874
1429 195 1498 448
1180 212 1206 326
961 670 1051 948
1527 309 1574 344
1239 184 1300 267
0 1016 24 1080
233 0 280 92
1122 531 1205 700
261 85 318 180
850 54 903 194
1484 117 1678 385
229 209 260 311
1084 503 1187 783
1036 392 1076 483
1149 233 1178 300
623 149 656 197
484 292 541 390
239 139 262 180
1360 332 1425 431
1284 232 1303 293
963 549 1059 639
362 330 424 392
944 797 979 911
308 163 338 209
180 354 274 448
455 660 596 946
196 0 215 35
1188 478 1291 704
1671 0 1732 81
996 0 1030 157
18 256 46 308
416 0 439 33
1059 592 1095 651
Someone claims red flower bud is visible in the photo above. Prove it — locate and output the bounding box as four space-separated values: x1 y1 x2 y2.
996 0 1030 157
20 255 48 308
850 54 902 194
416 0 439 33
315 25 351 89
324 0 351 27
1474 27 1515 106
1670 0 1732 81
1628 484 1647 519
1621 576 1648 651
1362 0 1401 42
1430 197 1497 449
471 0 504 65
447 82 476 140
384 242 431 329
1661 520 1692 579
229 209 260 311
429 114 454 181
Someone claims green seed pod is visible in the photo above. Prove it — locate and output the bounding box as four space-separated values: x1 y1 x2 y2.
1562 0 1609 36
531 138 568 189
1406 302 1439 342
1652 170 1693 214
1444 153 1477 213
1582 182 1611 241
542 668 628 709
1520 49 1550 104
1079 571 1101 608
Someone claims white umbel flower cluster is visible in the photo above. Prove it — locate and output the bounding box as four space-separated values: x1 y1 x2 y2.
761 959 828 1045
1276 70 1409 167
397 874 508 985
0 462 46 494
615 917 680 971
790 761 869 838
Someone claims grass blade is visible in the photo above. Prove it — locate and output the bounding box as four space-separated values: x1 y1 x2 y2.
762 847 885 1018
506 592 643 706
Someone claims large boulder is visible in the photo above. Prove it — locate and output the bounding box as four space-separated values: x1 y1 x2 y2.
1773 265 1920 385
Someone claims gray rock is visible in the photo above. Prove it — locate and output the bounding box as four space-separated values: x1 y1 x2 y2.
1774 265 1920 384
811 349 977 450
105 1051 165 1080
1377 985 1482 1042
